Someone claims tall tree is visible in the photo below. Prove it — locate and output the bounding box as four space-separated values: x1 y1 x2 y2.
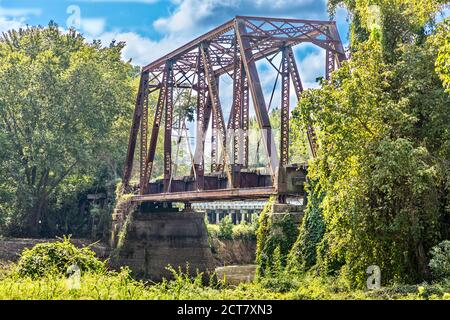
0 24 136 236
290 1 450 286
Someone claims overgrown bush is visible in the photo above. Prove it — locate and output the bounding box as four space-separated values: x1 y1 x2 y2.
218 216 233 240
16 237 106 278
232 220 257 240
288 180 325 274
206 223 220 239
429 240 450 280
255 199 299 278
259 273 299 293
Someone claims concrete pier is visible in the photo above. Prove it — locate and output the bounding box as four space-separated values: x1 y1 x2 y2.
112 208 214 281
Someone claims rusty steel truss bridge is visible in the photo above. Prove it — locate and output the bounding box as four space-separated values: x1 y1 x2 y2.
121 16 346 205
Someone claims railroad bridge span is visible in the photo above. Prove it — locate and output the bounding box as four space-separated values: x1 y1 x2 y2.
112 16 346 280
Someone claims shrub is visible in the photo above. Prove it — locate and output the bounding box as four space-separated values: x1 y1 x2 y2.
429 240 450 280
232 222 256 240
288 180 325 274
218 216 233 240
16 237 106 278
259 275 298 293
206 223 220 239
255 198 298 278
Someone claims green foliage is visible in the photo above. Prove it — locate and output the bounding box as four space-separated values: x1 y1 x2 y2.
288 180 325 273
16 237 106 279
258 271 299 294
255 199 299 278
232 220 257 241
206 223 220 239
328 0 447 58
1 256 450 299
289 1 450 288
435 18 450 94
218 216 233 240
206 214 258 241
0 23 136 237
429 240 450 280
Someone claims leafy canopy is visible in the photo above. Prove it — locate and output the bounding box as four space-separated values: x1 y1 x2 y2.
0 23 136 236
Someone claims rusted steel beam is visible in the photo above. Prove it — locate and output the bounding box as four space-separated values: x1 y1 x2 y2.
327 23 347 65
143 19 235 73
236 15 339 25
325 49 335 81
230 38 242 163
286 46 317 158
194 54 207 190
122 71 148 191
235 18 276 176
280 47 290 167
141 67 168 193
277 47 291 198
126 16 347 201
143 17 340 85
201 44 228 175
163 62 174 192
241 69 249 168
131 187 277 203
139 75 150 193
229 39 243 188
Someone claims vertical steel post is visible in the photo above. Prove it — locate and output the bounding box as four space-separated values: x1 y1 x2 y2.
241 68 249 168
235 18 277 177
325 49 335 81
123 71 149 192
286 46 317 158
280 47 290 167
139 76 150 193
200 43 231 183
194 53 207 190
163 61 174 192
142 69 168 194
230 39 243 187
277 47 290 202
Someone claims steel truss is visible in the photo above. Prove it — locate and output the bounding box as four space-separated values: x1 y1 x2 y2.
122 16 346 201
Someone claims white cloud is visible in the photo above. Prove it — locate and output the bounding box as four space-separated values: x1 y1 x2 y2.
297 48 325 89
88 31 186 65
0 17 26 34
81 18 106 36
153 0 327 36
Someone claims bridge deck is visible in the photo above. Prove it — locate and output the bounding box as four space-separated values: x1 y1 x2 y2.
131 187 276 203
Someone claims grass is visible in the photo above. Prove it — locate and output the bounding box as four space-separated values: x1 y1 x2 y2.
0 260 449 300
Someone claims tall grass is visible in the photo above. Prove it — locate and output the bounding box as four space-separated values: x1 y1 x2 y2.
0 263 449 300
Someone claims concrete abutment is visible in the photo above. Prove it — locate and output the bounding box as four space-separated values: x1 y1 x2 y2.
111 204 214 281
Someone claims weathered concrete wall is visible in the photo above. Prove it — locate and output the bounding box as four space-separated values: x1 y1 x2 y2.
0 238 110 262
113 210 215 281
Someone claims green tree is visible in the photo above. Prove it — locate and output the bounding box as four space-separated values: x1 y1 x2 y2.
435 18 450 94
0 24 136 236
290 1 450 287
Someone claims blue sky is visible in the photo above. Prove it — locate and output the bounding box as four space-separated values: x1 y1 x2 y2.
0 1 447 93
0 1 350 72
1 1 447 161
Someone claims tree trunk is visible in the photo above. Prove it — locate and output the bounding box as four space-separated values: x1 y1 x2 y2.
27 193 47 237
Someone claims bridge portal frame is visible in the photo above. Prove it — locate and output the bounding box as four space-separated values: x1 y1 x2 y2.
122 16 346 202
